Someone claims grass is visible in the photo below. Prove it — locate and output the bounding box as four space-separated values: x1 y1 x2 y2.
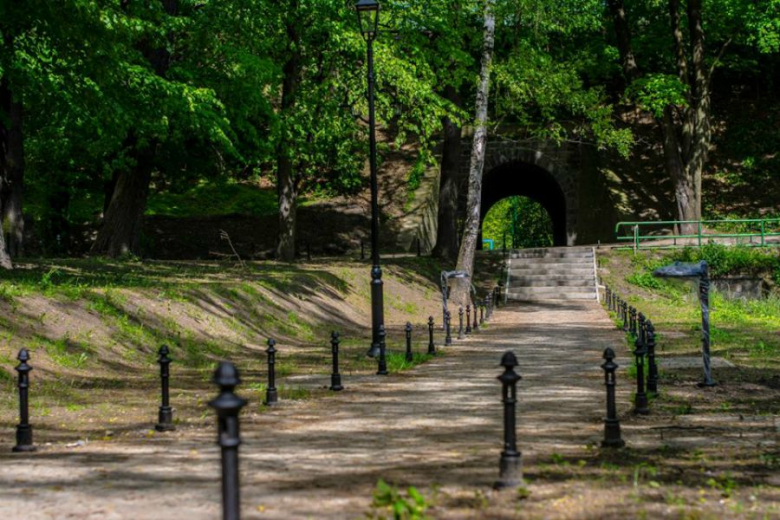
146 180 279 218
605 249 780 370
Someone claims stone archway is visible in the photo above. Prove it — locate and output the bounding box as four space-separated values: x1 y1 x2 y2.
480 163 567 247
460 140 579 246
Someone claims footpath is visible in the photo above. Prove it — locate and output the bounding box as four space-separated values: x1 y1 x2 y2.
0 302 630 519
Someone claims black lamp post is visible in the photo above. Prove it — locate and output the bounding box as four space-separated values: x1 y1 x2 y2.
356 0 384 358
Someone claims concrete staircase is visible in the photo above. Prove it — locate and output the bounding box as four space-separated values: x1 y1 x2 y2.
505 247 598 301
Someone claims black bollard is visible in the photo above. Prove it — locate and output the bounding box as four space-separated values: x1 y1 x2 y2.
494 351 523 489
427 316 436 355
465 305 472 334
209 362 247 520
330 332 344 391
264 338 279 406
377 324 389 375
458 306 465 340
622 301 629 332
13 349 35 453
646 321 659 396
606 288 612 311
629 306 637 336
445 311 453 346
600 348 625 448
486 295 491 320
405 322 413 362
633 334 649 415
155 345 176 432
638 312 646 346
473 301 479 331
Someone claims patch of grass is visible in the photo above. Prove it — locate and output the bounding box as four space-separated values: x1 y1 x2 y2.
146 180 279 218
34 335 93 369
386 351 436 373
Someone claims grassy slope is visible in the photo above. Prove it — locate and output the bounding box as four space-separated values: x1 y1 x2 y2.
598 248 780 416
0 257 444 442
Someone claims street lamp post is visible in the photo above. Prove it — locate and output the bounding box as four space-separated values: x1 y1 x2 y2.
355 0 384 358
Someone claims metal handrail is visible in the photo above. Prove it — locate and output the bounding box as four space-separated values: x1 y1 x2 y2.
614 218 780 250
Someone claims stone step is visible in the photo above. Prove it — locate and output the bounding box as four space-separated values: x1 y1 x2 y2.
509 285 598 294
506 291 597 301
510 250 594 259
509 264 594 276
509 256 593 265
509 278 595 287
508 273 594 281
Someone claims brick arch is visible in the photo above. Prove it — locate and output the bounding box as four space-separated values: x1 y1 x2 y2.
460 140 579 246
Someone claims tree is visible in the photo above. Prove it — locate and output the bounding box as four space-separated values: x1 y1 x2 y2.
452 0 495 305
608 0 779 232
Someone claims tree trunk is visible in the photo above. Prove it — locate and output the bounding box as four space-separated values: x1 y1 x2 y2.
607 0 639 82
610 0 710 234
452 0 495 306
90 148 154 257
432 86 462 263
92 0 177 258
0 36 25 259
276 3 301 262
0 179 12 269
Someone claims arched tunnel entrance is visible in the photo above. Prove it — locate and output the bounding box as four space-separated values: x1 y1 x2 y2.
479 161 568 248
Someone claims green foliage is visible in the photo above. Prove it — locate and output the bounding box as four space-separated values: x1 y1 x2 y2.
671 244 780 281
627 271 663 290
482 196 553 249
371 479 431 520
146 181 278 218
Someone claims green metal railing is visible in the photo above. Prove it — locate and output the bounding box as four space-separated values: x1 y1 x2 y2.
615 218 780 250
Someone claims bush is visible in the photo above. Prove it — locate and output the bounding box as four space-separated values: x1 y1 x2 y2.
671 244 780 281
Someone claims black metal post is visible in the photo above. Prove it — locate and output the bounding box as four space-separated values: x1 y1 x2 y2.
377 324 389 375
638 312 646 346
601 348 625 448
633 335 649 415
13 349 35 453
606 288 612 311
629 306 637 336
458 306 465 340
155 345 175 432
209 362 247 520
479 302 485 326
427 316 436 355
699 263 716 387
465 305 472 334
405 322 413 362
365 33 385 359
646 321 659 396
494 351 522 489
473 301 479 331
330 331 344 391
445 311 453 346
264 338 279 406
622 301 629 332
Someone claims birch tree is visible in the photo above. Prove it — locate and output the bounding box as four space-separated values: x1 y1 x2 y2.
452 0 495 306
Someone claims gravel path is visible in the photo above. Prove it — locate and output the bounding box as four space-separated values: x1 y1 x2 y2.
0 301 627 519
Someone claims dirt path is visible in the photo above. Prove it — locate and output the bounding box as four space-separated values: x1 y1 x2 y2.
3 301 760 519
